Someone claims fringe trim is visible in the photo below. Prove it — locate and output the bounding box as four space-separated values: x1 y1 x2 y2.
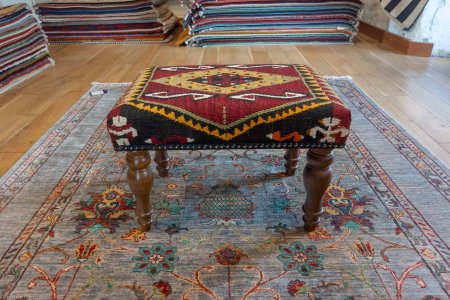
48 34 174 45
91 82 131 85
324 75 353 80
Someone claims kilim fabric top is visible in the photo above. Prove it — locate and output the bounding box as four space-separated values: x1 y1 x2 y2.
107 64 351 150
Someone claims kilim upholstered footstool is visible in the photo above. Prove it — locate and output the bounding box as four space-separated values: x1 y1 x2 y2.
106 64 351 232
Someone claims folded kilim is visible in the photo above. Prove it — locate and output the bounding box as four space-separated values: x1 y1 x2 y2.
181 0 363 47
35 0 177 43
0 4 53 94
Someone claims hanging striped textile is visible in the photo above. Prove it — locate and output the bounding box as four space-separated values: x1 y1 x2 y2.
380 0 429 30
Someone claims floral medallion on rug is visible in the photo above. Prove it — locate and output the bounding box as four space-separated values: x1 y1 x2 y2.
0 78 449 299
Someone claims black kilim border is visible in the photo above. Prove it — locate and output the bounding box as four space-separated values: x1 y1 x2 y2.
114 142 345 151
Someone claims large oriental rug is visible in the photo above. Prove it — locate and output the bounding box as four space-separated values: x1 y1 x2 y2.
0 78 449 299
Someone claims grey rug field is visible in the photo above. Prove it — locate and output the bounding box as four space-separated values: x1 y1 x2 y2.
0 78 449 299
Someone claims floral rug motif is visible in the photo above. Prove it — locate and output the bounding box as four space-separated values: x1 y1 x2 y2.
0 78 449 299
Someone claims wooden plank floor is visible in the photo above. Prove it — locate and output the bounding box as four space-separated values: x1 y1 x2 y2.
0 35 449 176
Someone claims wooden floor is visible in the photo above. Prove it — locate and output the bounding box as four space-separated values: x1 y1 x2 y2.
0 35 449 176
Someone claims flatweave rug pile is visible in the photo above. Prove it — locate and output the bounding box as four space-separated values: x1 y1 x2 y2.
0 78 449 299
0 4 53 94
35 0 177 44
180 0 363 47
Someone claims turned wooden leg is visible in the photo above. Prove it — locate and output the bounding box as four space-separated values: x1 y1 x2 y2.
126 151 154 232
302 148 333 232
154 149 170 178
284 149 301 176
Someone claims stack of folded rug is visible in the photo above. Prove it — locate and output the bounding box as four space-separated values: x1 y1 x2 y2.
35 0 177 43
181 0 363 47
0 4 53 94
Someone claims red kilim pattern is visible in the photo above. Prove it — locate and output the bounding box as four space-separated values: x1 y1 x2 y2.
107 64 351 150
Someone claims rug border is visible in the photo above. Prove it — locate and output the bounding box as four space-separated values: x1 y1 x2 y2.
324 75 450 173
0 82 130 186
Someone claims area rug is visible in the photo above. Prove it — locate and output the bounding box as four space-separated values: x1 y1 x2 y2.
0 77 449 299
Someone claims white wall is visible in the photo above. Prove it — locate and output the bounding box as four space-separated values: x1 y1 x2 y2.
361 0 450 57
360 0 390 30
387 0 450 57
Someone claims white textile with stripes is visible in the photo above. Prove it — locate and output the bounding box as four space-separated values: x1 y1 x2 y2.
380 0 429 29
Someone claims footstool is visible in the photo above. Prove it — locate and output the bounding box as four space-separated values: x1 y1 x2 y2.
106 64 351 232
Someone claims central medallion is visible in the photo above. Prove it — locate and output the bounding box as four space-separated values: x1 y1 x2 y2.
189 73 262 88
151 67 299 94
195 195 255 226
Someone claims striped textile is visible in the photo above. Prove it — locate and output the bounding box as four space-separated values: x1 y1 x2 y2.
0 4 53 94
180 0 363 47
380 0 429 30
35 0 177 43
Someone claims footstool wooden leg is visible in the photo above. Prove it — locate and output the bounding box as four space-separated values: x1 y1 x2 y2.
284 149 301 176
126 151 154 232
302 148 333 232
154 149 170 178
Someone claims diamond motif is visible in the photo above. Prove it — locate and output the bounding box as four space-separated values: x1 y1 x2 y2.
189 73 262 88
151 67 299 94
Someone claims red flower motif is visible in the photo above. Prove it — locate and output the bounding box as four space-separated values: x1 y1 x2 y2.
152 280 172 297
354 239 375 260
212 243 248 266
287 279 305 296
75 239 99 262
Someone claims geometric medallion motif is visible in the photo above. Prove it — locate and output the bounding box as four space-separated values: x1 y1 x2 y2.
151 67 299 94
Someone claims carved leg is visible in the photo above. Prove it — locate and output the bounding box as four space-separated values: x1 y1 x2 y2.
126 151 154 232
284 149 301 176
302 148 333 232
154 150 170 178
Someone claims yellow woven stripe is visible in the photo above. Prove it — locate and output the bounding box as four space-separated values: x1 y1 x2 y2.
125 100 332 141
114 68 154 107
294 65 332 101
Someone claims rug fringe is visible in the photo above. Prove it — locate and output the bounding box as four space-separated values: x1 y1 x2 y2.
90 82 132 86
48 34 174 45
90 77 353 86
324 75 353 80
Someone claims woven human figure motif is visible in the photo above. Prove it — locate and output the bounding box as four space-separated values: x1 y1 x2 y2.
107 64 351 150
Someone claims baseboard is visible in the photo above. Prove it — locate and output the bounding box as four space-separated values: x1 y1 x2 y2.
358 21 434 57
